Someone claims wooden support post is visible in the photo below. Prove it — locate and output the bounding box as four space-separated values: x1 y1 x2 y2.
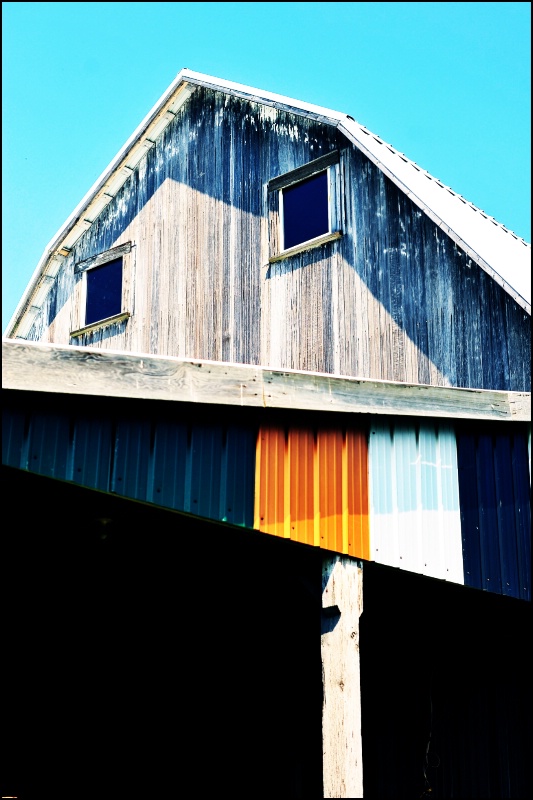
321 555 364 798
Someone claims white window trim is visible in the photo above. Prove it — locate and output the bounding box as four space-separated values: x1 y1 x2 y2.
70 241 133 336
279 164 340 253
70 311 131 339
268 151 343 263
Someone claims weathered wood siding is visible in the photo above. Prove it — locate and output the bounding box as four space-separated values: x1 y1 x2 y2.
29 87 530 392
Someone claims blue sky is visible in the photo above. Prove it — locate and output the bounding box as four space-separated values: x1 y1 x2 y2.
2 1 531 332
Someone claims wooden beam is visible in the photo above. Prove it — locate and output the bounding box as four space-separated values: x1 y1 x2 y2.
268 150 340 192
268 231 343 263
2 339 530 422
70 312 131 338
74 242 132 274
321 555 364 798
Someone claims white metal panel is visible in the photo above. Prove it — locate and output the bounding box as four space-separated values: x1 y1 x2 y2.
369 420 464 584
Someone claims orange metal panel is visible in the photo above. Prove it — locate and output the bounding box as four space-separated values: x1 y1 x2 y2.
346 430 370 560
288 428 316 546
255 426 287 538
318 429 344 552
254 424 370 557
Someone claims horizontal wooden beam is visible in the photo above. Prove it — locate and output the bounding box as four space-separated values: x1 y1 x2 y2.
70 312 131 338
2 339 530 422
268 150 340 192
268 231 342 263
74 241 132 274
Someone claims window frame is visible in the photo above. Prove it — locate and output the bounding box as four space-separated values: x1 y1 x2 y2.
71 242 132 337
267 151 343 262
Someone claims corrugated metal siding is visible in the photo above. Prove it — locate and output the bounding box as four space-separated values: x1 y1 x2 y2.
457 428 531 600
254 425 370 558
368 420 464 584
149 420 256 526
26 411 72 480
2 407 28 469
73 416 114 489
2 403 256 529
3 395 530 600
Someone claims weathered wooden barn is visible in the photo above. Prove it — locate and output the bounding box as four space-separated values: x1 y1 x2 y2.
2 70 531 799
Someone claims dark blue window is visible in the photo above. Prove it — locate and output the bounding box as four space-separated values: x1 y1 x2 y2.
282 170 329 250
85 258 123 326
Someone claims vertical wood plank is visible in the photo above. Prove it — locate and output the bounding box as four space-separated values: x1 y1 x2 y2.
321 555 364 798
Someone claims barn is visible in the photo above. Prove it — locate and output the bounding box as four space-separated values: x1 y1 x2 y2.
2 69 531 798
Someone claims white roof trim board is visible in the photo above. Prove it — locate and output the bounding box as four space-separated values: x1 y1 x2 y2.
5 68 530 337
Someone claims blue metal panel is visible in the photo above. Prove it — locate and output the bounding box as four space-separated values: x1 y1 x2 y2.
457 434 483 588
151 421 189 510
2 399 257 530
457 428 531 600
108 415 256 527
478 434 502 595
3 406 112 490
72 416 113 490
510 432 531 600
494 435 520 596
111 418 153 500
221 425 257 527
2 408 28 469
189 425 223 520
27 412 72 480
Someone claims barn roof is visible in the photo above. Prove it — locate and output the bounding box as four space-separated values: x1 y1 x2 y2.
4 68 530 338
